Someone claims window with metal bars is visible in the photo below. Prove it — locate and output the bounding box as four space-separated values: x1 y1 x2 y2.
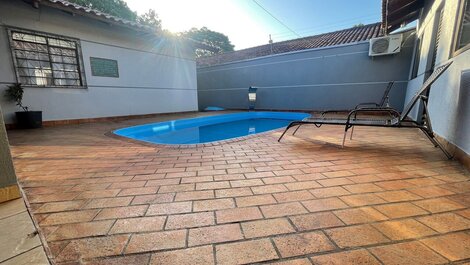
8 29 86 88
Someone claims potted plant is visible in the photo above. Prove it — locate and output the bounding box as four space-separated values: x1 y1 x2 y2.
4 83 42 129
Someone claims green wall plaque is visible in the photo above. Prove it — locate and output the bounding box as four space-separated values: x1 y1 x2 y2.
90 57 119 77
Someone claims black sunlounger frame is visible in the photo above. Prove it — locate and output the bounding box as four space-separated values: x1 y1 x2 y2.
278 62 453 159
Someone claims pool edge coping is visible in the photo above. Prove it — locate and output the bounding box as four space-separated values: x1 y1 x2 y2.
105 126 290 149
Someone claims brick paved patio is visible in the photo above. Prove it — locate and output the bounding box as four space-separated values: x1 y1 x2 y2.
7 112 470 264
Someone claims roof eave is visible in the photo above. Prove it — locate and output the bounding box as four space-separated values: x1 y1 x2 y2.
382 0 424 34
35 0 157 34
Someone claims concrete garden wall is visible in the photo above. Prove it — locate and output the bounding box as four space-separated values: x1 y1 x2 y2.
197 32 415 112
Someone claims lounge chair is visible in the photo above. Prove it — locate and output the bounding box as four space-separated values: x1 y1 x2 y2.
278 61 453 159
321 81 395 115
290 81 395 136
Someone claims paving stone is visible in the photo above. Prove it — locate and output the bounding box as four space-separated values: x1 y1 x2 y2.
343 183 384 193
131 193 174 205
334 207 388 225
109 216 166 234
56 235 129 262
374 202 428 218
311 249 381 265
47 220 114 241
457 209 470 219
252 184 289 194
216 187 253 198
421 232 470 261
268 258 312 265
117 186 157 196
236 194 276 207
273 231 335 257
372 219 437 240
262 176 296 184
216 207 263 223
188 224 243 246
75 189 121 199
322 171 355 178
36 200 87 213
310 187 351 198
369 241 448 265
193 198 235 211
409 186 455 198
149 246 214 265
146 201 192 215
417 212 470 233
273 190 314 203
165 212 215 229
375 190 422 202
83 197 132 209
284 181 322 191
196 181 230 190
175 190 214 201
290 212 344 230
230 179 264 188
84 254 150 265
242 218 295 238
216 239 279 265
158 184 195 193
413 197 466 213
260 202 308 218
326 224 390 248
94 205 147 220
301 198 348 212
40 210 99 226
340 194 387 207
125 230 186 254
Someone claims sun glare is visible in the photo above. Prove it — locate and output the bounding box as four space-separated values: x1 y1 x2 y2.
125 0 273 49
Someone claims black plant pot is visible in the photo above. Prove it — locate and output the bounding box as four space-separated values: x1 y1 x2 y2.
15 111 42 129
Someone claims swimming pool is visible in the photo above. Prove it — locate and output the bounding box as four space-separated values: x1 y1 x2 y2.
114 112 310 145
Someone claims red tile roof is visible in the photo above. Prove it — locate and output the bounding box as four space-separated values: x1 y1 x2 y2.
197 22 383 67
35 0 155 32
30 0 213 50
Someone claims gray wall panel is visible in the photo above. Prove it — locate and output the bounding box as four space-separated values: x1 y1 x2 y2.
197 37 415 112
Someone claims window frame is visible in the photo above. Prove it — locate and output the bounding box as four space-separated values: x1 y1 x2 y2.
410 33 423 79
7 27 87 89
452 0 470 57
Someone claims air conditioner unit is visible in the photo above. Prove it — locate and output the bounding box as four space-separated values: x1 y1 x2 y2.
369 34 403 56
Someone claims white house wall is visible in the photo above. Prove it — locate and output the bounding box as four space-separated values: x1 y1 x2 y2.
0 0 197 124
405 0 470 155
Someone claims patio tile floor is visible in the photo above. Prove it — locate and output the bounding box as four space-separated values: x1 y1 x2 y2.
6 111 470 264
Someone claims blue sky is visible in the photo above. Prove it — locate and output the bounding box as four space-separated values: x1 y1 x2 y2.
125 0 382 50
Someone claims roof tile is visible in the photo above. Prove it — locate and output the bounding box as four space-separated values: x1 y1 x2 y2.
198 22 383 67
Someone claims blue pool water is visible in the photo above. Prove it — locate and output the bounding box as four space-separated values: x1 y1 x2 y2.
114 112 310 145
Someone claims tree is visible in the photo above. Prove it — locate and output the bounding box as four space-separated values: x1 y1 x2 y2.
68 0 137 21
353 23 365 27
138 9 162 31
181 27 235 57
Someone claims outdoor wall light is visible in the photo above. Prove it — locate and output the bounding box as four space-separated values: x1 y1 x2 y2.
248 86 258 110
